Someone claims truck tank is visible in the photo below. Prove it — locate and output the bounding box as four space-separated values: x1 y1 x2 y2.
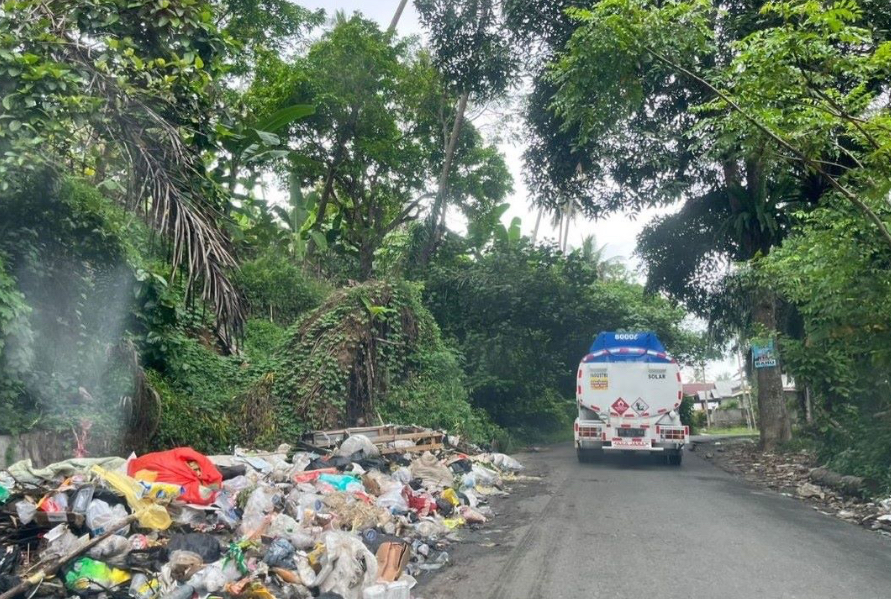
574 332 689 465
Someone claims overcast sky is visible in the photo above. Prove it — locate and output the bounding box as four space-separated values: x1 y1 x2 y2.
299 1 736 380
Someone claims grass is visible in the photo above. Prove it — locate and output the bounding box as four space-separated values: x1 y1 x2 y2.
700 426 760 437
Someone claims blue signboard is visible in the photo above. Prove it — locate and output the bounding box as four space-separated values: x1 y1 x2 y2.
753 339 777 368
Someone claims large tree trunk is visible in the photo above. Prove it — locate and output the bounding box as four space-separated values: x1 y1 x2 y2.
358 241 375 281
752 291 792 450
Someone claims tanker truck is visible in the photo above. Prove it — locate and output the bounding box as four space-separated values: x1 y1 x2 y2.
574 332 689 465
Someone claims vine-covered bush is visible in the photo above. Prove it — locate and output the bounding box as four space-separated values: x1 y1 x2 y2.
266 279 498 443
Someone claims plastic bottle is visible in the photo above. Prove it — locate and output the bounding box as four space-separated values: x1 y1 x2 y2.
160 584 195 599
129 573 159 599
72 486 95 514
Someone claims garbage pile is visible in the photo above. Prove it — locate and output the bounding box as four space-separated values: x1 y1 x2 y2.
0 429 523 599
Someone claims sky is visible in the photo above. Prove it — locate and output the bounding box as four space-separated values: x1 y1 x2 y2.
298 1 736 380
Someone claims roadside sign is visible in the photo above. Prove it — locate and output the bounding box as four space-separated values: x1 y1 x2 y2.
611 397 630 415
753 340 778 369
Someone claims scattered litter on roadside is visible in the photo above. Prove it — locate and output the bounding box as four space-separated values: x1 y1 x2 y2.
703 439 891 536
0 425 525 599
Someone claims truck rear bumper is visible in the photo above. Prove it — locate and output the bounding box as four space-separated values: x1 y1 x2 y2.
576 439 604 450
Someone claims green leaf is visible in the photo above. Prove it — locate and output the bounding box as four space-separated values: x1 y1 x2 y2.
309 230 328 251
253 105 315 135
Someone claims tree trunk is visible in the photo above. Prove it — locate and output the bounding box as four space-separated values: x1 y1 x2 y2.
388 0 409 33
358 242 375 281
752 291 792 450
420 91 469 264
531 206 543 244
562 207 571 253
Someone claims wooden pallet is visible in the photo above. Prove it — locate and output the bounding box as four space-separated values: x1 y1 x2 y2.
303 425 444 454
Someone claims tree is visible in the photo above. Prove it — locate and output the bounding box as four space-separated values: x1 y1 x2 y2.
244 15 511 280
424 241 698 437
415 0 515 260
0 0 245 346
548 0 891 448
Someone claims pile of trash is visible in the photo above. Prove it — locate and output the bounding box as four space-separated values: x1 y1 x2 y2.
698 438 891 536
0 429 524 599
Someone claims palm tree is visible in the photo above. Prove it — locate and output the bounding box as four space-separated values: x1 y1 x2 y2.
579 234 624 279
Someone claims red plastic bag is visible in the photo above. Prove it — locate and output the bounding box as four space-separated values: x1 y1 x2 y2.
128 448 222 505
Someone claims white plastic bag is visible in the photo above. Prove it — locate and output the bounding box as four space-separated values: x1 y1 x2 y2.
15 500 36 525
86 499 130 536
336 435 380 458
316 531 378 599
188 564 228 593
375 484 408 513
486 453 523 472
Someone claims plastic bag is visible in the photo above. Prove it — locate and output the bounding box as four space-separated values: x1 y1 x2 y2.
92 466 171 530
40 492 68 513
470 464 500 488
336 435 380 458
128 447 222 505
167 533 221 562
264 538 296 568
375 485 408 513
318 473 363 493
42 524 84 562
222 475 251 495
391 468 412 485
188 564 228 593
64 557 131 591
129 572 159 599
291 452 313 472
482 453 524 472
88 535 132 567
315 531 378 599
15 500 36 525
86 499 131 536
243 486 279 516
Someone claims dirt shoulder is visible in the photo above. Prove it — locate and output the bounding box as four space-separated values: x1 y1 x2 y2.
693 436 891 537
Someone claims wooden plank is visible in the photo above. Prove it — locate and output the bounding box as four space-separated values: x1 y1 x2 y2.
378 442 443 455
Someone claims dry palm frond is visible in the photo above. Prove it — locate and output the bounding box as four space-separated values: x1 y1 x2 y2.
33 1 245 347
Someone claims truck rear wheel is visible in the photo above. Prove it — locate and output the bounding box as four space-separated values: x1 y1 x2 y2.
664 451 683 466
577 448 600 463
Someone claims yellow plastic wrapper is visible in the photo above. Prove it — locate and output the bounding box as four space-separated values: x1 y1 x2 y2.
441 488 460 507
92 466 172 530
442 517 466 529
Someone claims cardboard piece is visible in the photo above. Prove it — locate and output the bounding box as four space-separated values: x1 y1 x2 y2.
375 541 410 582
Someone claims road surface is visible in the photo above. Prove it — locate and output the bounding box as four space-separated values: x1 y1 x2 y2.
419 443 891 599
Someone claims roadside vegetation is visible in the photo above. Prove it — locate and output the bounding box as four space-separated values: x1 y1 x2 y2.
1 0 890 492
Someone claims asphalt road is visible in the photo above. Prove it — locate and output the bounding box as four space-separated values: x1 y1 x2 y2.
419 443 891 599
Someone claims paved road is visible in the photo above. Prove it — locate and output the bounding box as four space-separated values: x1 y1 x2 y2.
420 443 891 599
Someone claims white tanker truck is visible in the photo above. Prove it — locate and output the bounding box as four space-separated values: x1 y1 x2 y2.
574 332 689 465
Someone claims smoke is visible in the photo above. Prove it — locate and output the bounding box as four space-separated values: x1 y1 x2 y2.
12 257 137 454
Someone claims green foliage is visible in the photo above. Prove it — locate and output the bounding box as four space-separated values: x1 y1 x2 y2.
679 395 696 432
234 252 330 326
1 0 247 340
423 242 697 440
268 279 499 443
415 0 515 99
